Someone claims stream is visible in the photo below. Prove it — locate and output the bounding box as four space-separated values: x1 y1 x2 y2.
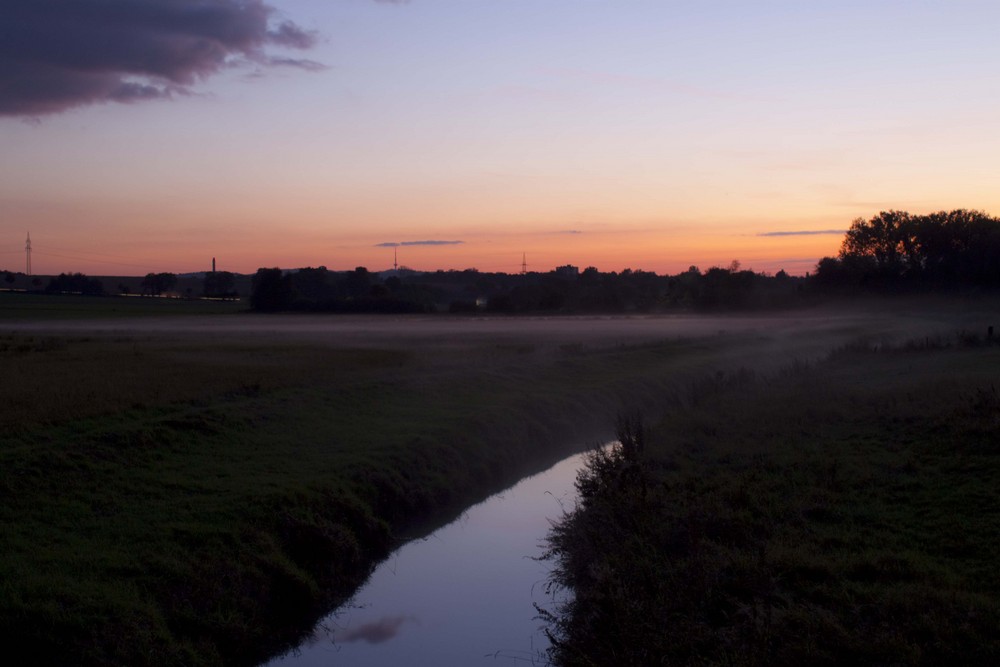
263 448 594 667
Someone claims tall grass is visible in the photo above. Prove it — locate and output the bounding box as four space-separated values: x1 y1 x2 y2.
540 339 1000 666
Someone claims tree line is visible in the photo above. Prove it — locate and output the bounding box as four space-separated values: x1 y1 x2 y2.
814 209 1000 290
250 208 1000 312
7 208 997 308
0 271 239 298
248 262 806 313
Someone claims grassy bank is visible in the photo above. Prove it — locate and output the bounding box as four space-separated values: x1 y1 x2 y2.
0 319 753 665
540 333 1000 666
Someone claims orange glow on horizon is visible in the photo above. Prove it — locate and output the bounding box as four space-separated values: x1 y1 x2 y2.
12 222 846 278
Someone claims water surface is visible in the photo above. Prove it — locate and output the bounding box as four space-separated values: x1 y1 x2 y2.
265 450 591 666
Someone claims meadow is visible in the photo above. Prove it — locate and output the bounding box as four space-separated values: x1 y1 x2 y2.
541 333 1000 666
0 291 996 665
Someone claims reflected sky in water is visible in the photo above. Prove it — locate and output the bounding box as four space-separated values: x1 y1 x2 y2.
265 450 592 667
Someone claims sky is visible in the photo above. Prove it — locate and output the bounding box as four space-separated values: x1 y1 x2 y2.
3 0 1000 277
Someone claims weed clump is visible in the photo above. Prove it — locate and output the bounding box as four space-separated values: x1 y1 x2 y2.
574 412 646 502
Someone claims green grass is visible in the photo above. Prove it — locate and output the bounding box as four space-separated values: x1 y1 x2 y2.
539 336 1000 666
0 323 745 666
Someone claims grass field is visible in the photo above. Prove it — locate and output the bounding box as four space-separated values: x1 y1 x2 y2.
1 292 997 665
540 334 1000 666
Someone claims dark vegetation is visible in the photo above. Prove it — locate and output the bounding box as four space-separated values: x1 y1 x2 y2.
1 270 244 301
815 209 1000 291
540 334 1000 666
44 271 106 295
246 262 806 314
141 271 179 296
0 292 242 320
250 266 434 313
202 270 238 299
240 209 1000 313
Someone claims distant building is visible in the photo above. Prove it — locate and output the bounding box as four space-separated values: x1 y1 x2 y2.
555 264 580 279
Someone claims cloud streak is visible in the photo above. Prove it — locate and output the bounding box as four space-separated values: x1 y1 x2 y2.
757 230 845 237
1 0 320 117
375 240 464 247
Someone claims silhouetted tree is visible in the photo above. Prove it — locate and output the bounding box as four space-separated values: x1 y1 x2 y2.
697 265 757 309
813 256 852 288
384 275 403 293
342 267 371 299
141 272 177 296
250 268 293 311
916 209 1000 286
203 270 237 298
841 211 914 271
290 267 332 303
45 273 104 295
817 209 1000 290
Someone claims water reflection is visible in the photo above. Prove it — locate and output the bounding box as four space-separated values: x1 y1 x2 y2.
335 615 417 644
265 450 589 666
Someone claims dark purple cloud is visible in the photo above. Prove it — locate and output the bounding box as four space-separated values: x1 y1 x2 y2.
0 0 320 117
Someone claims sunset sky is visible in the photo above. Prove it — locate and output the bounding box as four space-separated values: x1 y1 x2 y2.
3 1 1000 277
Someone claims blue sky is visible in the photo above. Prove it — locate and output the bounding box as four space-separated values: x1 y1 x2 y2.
3 0 999 275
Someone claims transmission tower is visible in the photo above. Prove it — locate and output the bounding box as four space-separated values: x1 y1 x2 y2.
520 252 527 275
25 232 31 276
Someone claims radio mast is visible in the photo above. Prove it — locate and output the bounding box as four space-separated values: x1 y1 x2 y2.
520 252 527 275
25 232 31 276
